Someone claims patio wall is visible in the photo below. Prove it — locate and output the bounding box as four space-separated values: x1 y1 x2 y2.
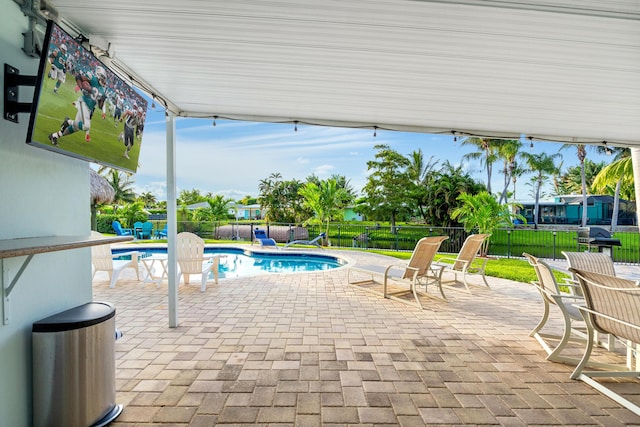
0 4 93 424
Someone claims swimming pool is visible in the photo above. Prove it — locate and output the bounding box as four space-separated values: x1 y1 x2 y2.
112 247 346 279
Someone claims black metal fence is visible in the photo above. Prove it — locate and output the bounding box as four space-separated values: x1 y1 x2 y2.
153 220 640 265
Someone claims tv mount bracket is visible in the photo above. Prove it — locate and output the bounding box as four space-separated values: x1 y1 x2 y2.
4 63 36 123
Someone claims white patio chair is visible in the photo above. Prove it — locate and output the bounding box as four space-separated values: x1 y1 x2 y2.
91 231 140 288
176 232 221 292
523 252 589 365
569 268 640 416
562 250 618 350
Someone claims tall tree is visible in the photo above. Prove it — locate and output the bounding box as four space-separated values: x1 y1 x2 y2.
178 188 207 206
406 149 438 221
421 161 486 227
105 169 136 210
496 139 522 204
361 144 411 228
138 191 158 209
521 152 561 228
560 144 589 226
258 173 307 223
510 161 528 201
555 159 605 195
591 148 633 231
460 137 500 194
299 178 352 242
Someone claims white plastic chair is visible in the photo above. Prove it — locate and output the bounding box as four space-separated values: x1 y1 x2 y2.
176 232 221 292
91 231 140 288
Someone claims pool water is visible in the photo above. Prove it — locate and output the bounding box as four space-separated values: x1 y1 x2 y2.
113 247 345 279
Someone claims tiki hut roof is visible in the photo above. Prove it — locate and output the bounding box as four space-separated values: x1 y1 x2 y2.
90 169 115 205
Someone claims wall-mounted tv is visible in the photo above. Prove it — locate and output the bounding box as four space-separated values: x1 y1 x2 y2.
26 20 147 173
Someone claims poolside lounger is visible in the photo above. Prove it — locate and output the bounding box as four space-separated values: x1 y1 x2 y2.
284 232 326 249
253 228 278 249
348 236 449 309
435 234 491 293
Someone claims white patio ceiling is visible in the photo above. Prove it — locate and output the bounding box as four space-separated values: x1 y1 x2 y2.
40 0 640 146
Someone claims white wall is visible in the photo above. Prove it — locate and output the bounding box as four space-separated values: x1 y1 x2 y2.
1 1 93 424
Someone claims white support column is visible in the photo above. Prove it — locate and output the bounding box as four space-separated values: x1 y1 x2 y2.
166 112 179 327
632 148 640 235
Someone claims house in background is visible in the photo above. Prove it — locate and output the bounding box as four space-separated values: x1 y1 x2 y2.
514 195 637 226
343 206 363 222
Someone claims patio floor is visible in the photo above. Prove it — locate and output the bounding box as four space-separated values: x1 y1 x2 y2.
96 248 640 426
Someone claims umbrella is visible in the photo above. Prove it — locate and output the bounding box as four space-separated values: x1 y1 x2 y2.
90 169 115 230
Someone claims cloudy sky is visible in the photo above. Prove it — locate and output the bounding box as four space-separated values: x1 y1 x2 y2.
130 107 612 202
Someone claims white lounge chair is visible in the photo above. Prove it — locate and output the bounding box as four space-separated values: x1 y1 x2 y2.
284 232 326 249
91 231 140 288
436 234 491 293
176 232 221 292
348 235 449 309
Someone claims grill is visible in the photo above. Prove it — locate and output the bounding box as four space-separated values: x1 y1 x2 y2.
576 227 621 255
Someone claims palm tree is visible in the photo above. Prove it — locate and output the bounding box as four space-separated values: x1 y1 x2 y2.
496 139 522 204
633 148 640 234
460 137 500 194
451 191 524 256
510 161 528 201
206 195 233 221
521 152 561 228
560 144 588 226
299 178 351 243
406 149 438 220
105 169 136 211
138 191 158 209
592 148 633 231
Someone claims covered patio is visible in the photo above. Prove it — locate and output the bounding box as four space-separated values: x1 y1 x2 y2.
97 248 640 424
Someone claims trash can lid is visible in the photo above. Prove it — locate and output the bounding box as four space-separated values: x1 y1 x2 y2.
32 301 115 333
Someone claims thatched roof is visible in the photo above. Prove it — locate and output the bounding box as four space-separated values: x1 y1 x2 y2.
90 169 115 204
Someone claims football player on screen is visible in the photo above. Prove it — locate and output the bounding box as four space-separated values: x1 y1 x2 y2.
48 43 68 94
120 105 142 159
48 65 108 145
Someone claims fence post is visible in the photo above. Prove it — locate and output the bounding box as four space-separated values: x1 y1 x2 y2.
337 225 341 248
507 229 511 259
553 231 557 260
395 226 399 251
365 227 369 250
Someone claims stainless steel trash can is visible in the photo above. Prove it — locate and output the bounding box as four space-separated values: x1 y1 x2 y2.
32 301 123 427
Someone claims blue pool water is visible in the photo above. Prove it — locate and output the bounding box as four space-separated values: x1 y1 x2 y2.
113 247 346 279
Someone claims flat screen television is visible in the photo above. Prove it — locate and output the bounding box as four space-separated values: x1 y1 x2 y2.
26 20 148 173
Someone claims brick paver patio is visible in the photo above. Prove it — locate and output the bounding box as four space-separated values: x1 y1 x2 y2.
96 248 640 426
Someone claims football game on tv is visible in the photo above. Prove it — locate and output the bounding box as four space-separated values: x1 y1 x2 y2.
26 20 147 173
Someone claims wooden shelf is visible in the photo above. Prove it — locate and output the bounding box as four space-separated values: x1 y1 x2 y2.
0 235 133 259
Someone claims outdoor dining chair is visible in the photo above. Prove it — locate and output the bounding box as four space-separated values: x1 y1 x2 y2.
523 252 589 365
569 268 640 416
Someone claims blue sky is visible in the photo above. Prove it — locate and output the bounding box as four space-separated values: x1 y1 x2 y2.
131 106 612 202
